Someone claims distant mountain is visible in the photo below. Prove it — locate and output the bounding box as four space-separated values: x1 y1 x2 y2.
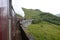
56 14 60 17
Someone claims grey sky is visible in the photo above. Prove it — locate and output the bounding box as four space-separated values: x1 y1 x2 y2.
12 0 60 17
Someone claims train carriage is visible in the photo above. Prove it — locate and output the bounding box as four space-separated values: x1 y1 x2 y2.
0 0 16 40
0 0 29 40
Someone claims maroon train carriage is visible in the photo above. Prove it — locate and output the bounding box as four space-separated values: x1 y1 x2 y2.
0 0 29 40
0 0 16 40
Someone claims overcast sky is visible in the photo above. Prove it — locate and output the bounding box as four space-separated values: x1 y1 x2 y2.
12 0 25 17
12 0 60 17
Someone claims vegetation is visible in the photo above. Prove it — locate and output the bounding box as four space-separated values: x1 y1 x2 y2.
27 22 60 40
16 14 22 18
22 8 60 40
22 8 42 19
22 8 60 25
39 13 60 25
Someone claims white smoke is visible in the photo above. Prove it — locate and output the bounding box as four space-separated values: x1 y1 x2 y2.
12 0 25 17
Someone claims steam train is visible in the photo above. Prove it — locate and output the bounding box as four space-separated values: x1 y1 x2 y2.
0 0 29 40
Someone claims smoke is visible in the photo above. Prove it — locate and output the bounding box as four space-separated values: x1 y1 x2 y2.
12 0 25 17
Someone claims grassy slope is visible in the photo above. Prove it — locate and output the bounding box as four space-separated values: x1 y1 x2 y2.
22 8 60 40
22 8 60 25
27 22 60 40
22 8 42 19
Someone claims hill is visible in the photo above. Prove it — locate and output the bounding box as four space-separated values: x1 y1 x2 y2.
27 22 60 40
22 8 42 19
56 14 60 17
22 8 60 25
22 8 60 40
16 14 23 18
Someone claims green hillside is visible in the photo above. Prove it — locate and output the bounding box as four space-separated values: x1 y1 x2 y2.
22 8 42 19
22 8 60 40
28 22 60 40
16 14 22 18
22 8 60 25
